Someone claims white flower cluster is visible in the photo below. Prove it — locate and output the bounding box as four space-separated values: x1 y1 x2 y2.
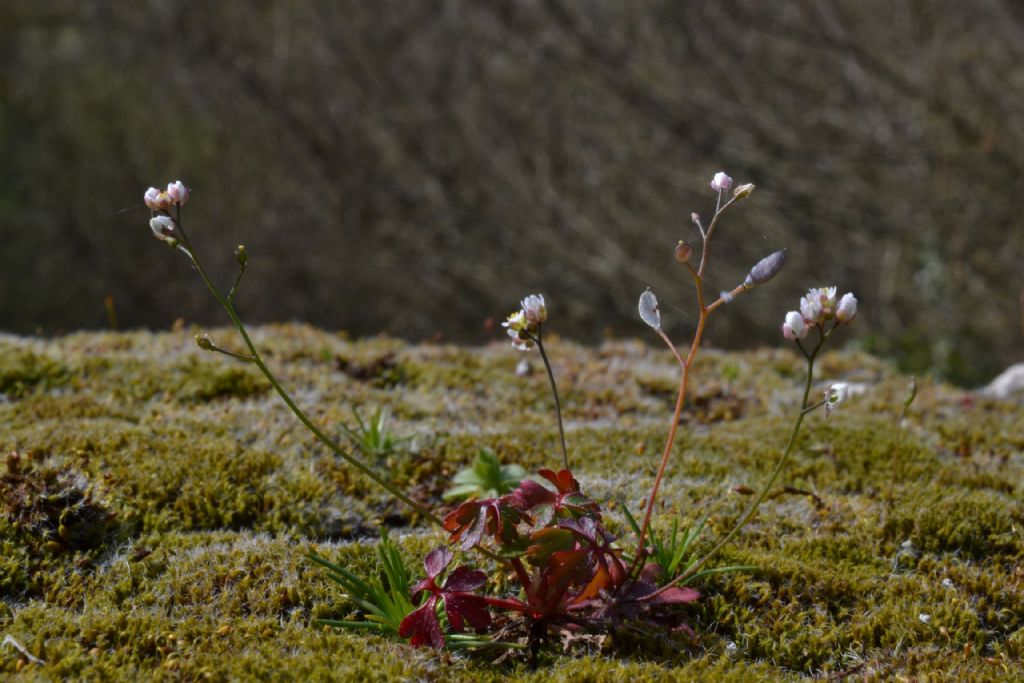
502 294 547 350
782 287 857 340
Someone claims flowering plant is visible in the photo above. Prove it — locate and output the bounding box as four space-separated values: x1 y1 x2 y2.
142 171 859 662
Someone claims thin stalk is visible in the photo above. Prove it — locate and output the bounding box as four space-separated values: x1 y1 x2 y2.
630 290 704 565
176 227 441 527
629 194 743 575
533 330 568 470
641 330 829 602
886 378 917 507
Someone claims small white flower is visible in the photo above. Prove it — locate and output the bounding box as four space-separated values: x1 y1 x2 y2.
941 578 955 589
521 294 547 325
824 382 850 417
725 641 738 654
710 171 733 193
800 294 823 324
515 358 531 376
918 613 931 624
149 215 177 243
166 180 189 205
782 310 807 340
836 292 857 323
502 310 528 333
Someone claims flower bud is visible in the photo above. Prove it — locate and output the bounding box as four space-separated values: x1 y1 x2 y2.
235 245 248 267
144 187 161 210
743 249 786 287
732 183 755 200
835 292 857 323
674 241 692 263
195 334 215 351
144 187 173 212
710 172 733 193
782 310 807 340
166 180 189 205
638 288 661 330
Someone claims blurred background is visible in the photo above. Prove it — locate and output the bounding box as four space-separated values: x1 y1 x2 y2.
2 0 1022 386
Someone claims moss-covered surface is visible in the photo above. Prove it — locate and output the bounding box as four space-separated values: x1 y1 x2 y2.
1 325 1021 680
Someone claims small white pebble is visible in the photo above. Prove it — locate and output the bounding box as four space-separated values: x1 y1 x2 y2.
941 578 955 589
725 641 737 654
918 613 931 624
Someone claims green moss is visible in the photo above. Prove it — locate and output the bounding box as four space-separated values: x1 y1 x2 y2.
1 326 1022 680
0 345 69 398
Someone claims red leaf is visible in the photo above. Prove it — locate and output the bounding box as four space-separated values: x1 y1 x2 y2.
398 598 444 649
508 479 556 511
649 586 701 605
443 565 487 592
444 592 492 633
423 547 452 579
538 468 581 494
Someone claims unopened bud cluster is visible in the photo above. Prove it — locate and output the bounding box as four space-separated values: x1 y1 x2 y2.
144 180 189 245
782 287 857 340
144 181 189 212
502 294 547 350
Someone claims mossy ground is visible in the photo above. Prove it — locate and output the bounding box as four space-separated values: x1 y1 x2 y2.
1 325 1021 681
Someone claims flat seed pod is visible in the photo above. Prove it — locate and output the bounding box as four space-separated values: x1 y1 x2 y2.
744 249 786 287
638 288 661 330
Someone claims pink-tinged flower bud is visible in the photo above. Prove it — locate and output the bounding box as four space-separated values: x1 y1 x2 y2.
710 172 733 193
166 180 189 205
144 187 162 210
521 294 547 325
782 310 807 340
144 187 174 212
149 215 176 242
836 292 857 323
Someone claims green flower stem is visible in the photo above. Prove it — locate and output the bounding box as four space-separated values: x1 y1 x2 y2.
640 326 832 602
174 224 441 528
533 330 569 470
